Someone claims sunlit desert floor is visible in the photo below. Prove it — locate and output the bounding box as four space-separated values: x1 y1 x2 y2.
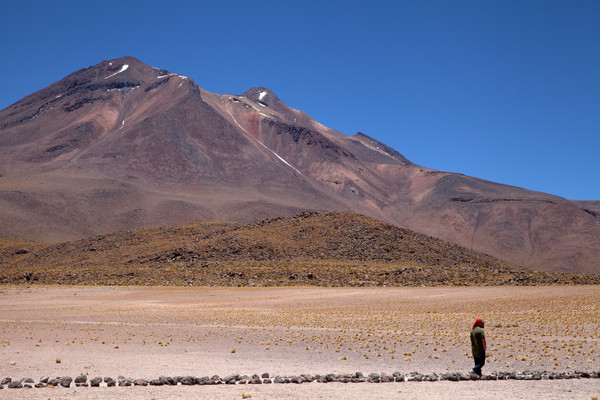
1 285 599 399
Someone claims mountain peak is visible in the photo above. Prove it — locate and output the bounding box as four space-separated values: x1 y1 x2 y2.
96 55 143 68
92 56 177 82
242 87 279 107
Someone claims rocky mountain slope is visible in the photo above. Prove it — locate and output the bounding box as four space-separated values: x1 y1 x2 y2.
1 56 598 273
3 212 596 286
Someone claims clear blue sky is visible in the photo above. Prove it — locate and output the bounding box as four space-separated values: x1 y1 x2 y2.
1 1 598 200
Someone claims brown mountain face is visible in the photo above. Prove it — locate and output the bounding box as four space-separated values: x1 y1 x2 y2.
1 56 599 273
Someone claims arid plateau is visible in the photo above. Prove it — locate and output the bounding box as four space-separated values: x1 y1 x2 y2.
1 285 598 399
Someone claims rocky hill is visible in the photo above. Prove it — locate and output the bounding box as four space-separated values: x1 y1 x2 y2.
2 212 597 286
1 56 599 273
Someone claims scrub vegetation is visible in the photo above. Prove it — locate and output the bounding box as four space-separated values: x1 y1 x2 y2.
1 212 598 286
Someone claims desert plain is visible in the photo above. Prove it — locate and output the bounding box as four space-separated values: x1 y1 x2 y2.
1 285 599 399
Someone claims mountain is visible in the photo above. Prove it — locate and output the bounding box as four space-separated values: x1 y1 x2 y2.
1 56 599 273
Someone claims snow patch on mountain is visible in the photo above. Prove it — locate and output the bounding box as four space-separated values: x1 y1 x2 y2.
363 139 392 158
226 109 301 175
105 64 129 79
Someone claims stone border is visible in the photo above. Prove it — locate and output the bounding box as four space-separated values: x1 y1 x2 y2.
2 370 599 389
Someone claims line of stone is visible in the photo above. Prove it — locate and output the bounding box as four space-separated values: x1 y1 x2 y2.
2 370 600 389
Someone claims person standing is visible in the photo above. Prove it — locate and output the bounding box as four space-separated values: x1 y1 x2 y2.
470 318 486 377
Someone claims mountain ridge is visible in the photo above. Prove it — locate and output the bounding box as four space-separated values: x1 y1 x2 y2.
1 56 598 274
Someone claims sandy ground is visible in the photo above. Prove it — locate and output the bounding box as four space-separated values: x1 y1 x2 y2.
1 285 599 399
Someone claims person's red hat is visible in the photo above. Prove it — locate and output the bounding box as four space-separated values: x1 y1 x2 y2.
472 319 484 330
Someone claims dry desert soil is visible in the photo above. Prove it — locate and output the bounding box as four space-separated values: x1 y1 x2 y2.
1 285 599 399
